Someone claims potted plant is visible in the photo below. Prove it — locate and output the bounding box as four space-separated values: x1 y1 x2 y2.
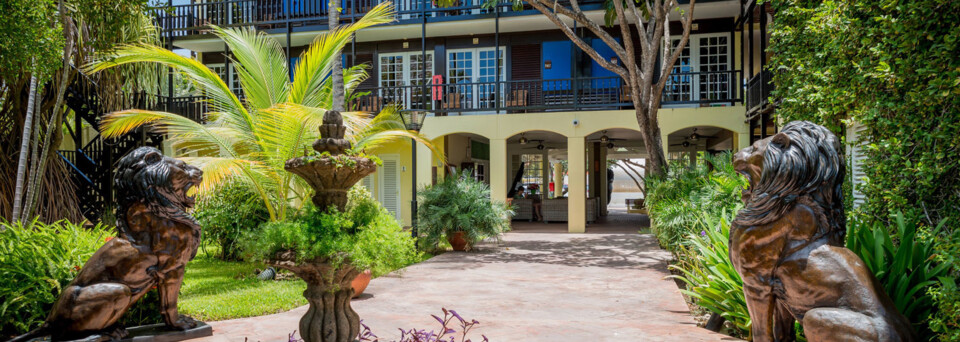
417 170 514 251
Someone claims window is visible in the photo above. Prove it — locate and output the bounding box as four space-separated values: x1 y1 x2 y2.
206 64 242 97
521 154 543 189
663 33 731 104
379 51 434 109
446 47 505 112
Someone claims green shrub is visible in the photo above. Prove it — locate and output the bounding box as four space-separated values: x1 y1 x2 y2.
669 209 750 338
646 153 746 252
194 181 270 260
847 213 952 340
770 1 960 336
0 220 108 337
243 185 421 276
416 170 514 251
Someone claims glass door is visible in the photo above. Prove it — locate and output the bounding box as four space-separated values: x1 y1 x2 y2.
447 47 505 113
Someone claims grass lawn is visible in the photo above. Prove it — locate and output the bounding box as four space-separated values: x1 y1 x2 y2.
177 249 306 321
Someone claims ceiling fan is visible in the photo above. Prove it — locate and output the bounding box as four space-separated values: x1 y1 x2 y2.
520 139 547 150
670 139 695 148
687 128 718 142
589 130 626 149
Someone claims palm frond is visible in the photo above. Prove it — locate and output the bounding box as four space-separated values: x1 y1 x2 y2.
210 26 290 112
290 2 395 107
85 44 253 136
99 109 242 158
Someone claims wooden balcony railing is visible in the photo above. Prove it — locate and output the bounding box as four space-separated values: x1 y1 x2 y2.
152 0 603 37
350 71 742 115
745 70 772 114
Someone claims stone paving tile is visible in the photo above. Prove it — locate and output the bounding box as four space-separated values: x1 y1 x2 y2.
196 213 737 342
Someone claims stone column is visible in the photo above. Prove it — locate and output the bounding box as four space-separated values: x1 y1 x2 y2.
599 143 608 216
553 161 564 198
567 136 586 233
416 143 432 188
490 139 508 203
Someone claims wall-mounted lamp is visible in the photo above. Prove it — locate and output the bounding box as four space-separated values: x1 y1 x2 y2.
544 60 552 69
403 41 409 49
610 57 618 65
692 23 699 31
473 38 479 45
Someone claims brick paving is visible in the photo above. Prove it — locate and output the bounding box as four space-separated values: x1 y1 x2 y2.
195 211 736 341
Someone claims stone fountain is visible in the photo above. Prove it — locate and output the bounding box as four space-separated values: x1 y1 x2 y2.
285 110 377 212
276 110 377 342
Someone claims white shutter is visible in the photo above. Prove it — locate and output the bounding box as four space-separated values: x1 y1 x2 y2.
849 122 869 208
380 158 401 221
361 175 374 194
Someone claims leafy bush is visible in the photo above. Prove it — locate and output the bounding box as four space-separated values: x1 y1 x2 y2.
645 152 746 252
416 170 513 251
669 209 750 338
243 186 421 276
0 220 108 337
770 1 960 337
0 220 170 338
847 213 952 340
194 181 270 260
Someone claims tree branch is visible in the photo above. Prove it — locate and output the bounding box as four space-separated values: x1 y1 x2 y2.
527 0 629 78
657 0 696 93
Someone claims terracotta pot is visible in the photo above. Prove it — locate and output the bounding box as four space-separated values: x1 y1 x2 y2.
447 231 469 251
351 269 372 298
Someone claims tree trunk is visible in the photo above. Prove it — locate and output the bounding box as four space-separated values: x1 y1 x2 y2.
11 73 39 224
329 0 344 112
634 105 667 177
23 0 75 219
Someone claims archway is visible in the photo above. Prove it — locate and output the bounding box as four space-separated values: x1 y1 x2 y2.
584 128 648 218
666 125 738 167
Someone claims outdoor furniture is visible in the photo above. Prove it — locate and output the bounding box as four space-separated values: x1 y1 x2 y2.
542 197 598 224
626 198 647 214
442 92 462 110
506 89 528 108
620 85 633 102
512 198 534 221
586 197 598 223
357 96 383 113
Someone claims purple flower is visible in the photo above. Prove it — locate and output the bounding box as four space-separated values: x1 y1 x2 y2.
700 230 707 237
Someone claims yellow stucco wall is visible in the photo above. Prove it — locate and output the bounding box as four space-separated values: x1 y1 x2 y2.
371 105 749 229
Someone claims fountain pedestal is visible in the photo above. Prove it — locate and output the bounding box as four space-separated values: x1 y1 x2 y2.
280 110 377 342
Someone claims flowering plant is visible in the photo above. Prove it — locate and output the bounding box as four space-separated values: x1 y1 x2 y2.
357 308 488 342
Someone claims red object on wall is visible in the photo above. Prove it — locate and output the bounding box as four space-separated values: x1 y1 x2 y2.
549 182 555 192
432 75 444 100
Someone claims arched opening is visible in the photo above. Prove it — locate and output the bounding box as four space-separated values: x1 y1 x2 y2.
666 125 738 167
433 132 492 184
584 128 649 220
504 130 569 228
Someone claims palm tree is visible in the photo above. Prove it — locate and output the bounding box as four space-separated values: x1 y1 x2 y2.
88 3 441 221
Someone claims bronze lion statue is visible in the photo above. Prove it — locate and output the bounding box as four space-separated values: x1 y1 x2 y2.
13 147 203 342
730 121 915 341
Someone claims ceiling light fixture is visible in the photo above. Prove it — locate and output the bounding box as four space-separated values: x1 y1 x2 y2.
600 130 609 143
519 133 528 145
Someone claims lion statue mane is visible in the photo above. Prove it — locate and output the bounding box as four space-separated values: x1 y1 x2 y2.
12 147 204 342
733 120 846 245
729 121 915 342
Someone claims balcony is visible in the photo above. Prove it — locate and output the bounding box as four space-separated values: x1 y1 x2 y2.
152 0 605 38
350 71 742 115
745 70 772 115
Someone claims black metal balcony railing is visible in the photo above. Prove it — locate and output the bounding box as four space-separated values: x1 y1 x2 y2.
153 0 600 37
350 71 742 114
745 70 772 113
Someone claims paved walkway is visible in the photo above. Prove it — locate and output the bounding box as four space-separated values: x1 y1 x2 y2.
198 214 734 341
